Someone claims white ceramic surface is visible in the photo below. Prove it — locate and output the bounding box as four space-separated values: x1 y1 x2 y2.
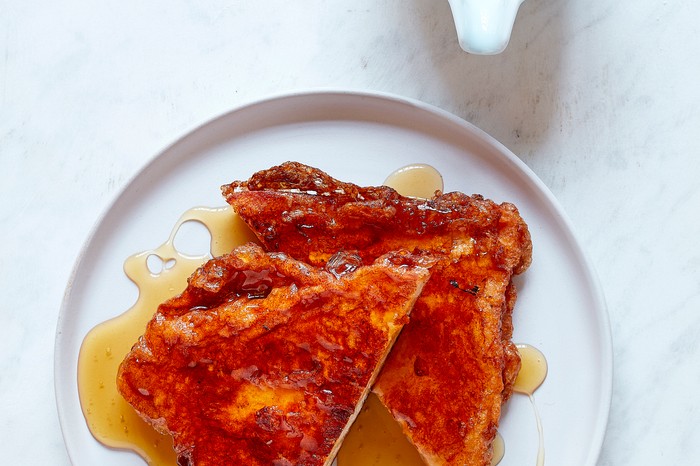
448 0 525 54
55 91 611 465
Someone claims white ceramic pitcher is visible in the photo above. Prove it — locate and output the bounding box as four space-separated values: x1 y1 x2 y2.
448 0 525 55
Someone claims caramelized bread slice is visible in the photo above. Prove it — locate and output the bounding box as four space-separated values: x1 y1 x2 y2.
117 243 431 466
222 162 532 466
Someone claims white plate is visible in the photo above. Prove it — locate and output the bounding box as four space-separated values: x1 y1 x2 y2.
55 90 612 466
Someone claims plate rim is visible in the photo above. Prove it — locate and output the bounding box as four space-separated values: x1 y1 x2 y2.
54 88 613 465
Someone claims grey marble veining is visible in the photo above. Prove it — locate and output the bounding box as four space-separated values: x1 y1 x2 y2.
2 0 699 464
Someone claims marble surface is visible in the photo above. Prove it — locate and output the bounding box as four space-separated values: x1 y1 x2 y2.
2 0 699 464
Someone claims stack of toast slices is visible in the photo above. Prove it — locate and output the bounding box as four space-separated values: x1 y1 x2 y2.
118 161 532 466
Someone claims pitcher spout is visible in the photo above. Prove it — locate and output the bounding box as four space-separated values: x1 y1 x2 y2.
448 0 525 55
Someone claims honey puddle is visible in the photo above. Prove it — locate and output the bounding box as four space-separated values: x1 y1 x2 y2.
513 344 548 466
491 433 506 466
337 393 425 466
77 206 257 465
78 166 548 466
383 163 444 199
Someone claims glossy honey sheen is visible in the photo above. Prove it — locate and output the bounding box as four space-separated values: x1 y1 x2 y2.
337 393 425 466
514 344 548 466
384 163 444 199
77 206 256 465
514 344 548 395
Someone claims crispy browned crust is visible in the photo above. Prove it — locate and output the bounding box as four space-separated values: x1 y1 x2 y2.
502 281 521 402
117 243 431 466
222 162 532 466
222 162 531 276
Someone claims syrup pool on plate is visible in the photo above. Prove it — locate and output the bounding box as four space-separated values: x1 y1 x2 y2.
77 206 257 465
513 344 548 466
383 163 444 198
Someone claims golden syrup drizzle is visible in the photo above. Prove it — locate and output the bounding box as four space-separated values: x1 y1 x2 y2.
383 163 444 199
77 206 257 465
337 393 425 466
514 344 547 395
491 433 505 466
514 344 548 466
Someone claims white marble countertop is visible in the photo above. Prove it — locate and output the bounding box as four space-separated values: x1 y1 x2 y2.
2 1 699 464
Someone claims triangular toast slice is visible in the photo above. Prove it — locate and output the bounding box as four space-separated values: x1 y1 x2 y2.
222 162 532 466
118 243 431 466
